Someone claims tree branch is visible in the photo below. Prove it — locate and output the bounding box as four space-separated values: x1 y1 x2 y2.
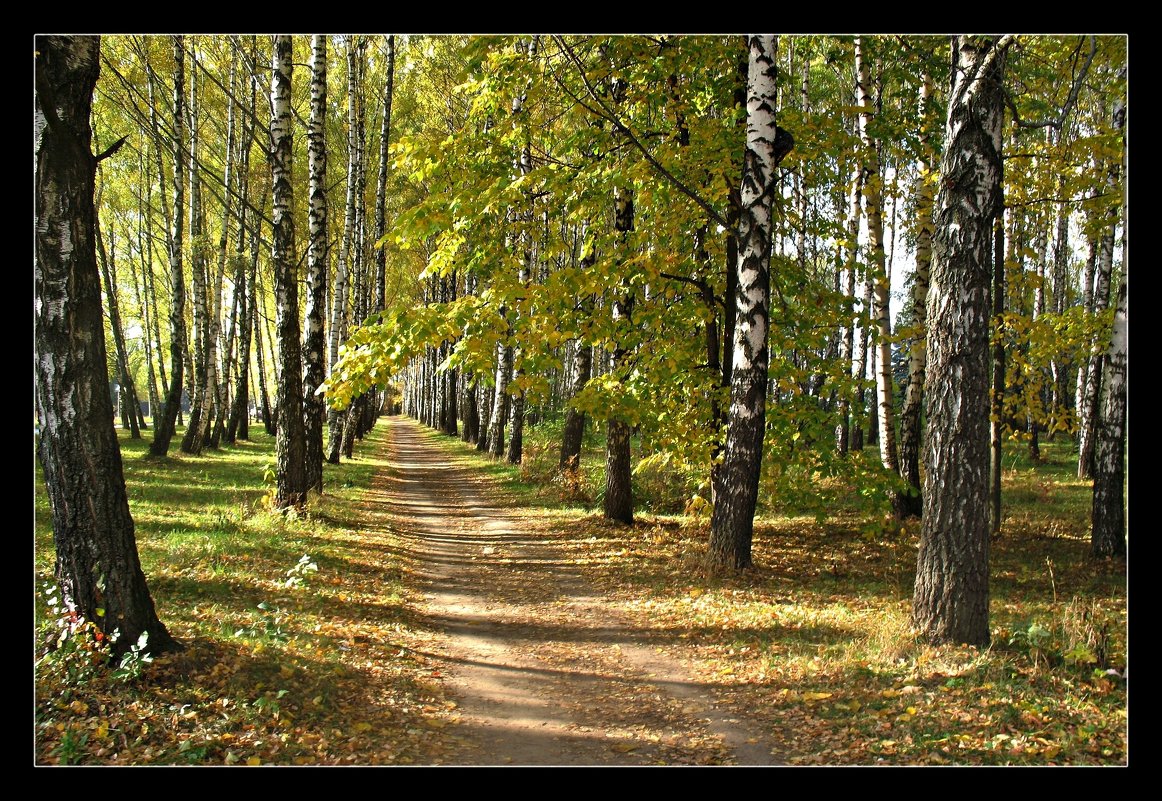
96 135 128 163
1003 35 1095 132
552 36 730 231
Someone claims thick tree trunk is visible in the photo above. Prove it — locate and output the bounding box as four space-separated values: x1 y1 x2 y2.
708 35 788 570
149 36 187 458
488 341 512 456
603 417 634 523
560 341 592 471
476 379 492 451
270 35 307 508
1090 86 1126 559
36 34 176 656
912 35 1007 647
303 35 329 494
1091 272 1126 559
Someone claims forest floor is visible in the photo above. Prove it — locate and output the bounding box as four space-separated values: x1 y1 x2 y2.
35 416 1127 766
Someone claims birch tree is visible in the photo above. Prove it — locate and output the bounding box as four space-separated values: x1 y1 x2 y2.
912 35 1010 647
707 35 792 571
853 37 900 511
35 34 176 657
270 35 308 508
148 36 187 458
303 35 329 494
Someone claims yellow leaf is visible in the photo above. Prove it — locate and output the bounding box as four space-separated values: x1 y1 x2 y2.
803 692 833 701
906 706 917 715
688 588 703 598
612 743 637 753
881 689 900 698
246 756 261 766
353 722 373 733
1043 745 1061 759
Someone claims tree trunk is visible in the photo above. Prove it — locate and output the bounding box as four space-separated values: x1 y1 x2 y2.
35 34 176 656
476 378 492 451
208 47 239 451
488 341 512 456
148 35 186 458
854 37 900 502
898 71 934 518
912 35 1007 647
226 40 257 444
708 35 788 571
1091 271 1126 559
1078 120 1121 479
373 35 395 318
181 57 210 456
1090 84 1126 559
990 212 1006 534
270 35 307 508
1074 233 1098 474
96 213 142 439
303 35 329 494
836 161 863 455
254 265 275 436
560 340 592 471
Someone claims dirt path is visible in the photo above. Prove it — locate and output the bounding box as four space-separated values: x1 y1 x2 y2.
377 416 782 766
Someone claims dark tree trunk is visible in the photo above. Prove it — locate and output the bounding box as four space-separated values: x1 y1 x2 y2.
603 418 634 524
912 35 1007 648
462 376 478 443
270 35 307 507
560 341 592 471
36 34 175 657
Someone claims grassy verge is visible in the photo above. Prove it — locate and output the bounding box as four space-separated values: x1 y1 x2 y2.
35 422 454 765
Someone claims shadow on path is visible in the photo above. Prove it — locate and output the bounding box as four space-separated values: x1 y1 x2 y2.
369 415 782 766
